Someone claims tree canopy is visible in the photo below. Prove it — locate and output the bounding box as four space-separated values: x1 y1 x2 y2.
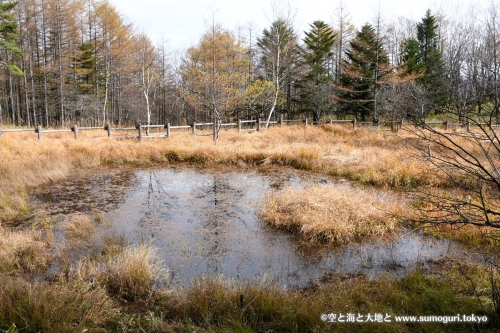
0 2 498 128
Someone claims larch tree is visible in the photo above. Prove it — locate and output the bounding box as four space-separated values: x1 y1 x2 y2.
181 24 250 142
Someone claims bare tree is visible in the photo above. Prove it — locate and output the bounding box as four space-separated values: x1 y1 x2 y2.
405 104 500 229
134 32 158 132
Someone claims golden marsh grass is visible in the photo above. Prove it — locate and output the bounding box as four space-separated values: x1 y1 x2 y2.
0 125 431 223
69 244 164 301
62 214 95 240
261 184 400 244
0 225 51 273
1 124 498 331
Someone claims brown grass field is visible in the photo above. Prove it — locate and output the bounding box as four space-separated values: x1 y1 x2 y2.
0 125 434 223
1 124 499 332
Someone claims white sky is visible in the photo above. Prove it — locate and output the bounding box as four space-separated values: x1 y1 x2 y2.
108 0 479 51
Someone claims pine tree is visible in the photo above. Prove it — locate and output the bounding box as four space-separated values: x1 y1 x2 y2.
296 20 335 122
337 23 389 122
0 1 23 76
400 37 423 75
416 9 448 111
73 42 96 94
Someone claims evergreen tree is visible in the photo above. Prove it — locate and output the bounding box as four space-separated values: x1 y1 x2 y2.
416 9 448 111
400 37 423 75
73 43 96 94
0 1 23 76
297 20 336 122
257 19 299 126
337 23 389 121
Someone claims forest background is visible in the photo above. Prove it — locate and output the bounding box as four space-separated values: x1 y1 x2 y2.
0 0 497 129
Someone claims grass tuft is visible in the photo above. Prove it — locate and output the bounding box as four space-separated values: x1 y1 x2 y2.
261 184 400 244
0 226 51 273
69 245 164 302
62 214 95 240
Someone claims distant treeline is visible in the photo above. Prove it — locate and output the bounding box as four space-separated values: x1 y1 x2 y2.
0 0 498 127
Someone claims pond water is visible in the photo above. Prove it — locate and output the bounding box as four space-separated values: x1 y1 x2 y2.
31 165 480 288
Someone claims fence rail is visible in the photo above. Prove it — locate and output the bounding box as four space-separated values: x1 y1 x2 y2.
0 118 496 141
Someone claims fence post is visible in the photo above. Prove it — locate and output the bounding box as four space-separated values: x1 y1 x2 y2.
238 119 242 132
445 120 449 131
37 126 42 140
352 119 357 130
280 115 284 127
257 118 261 131
305 117 308 128
329 119 333 125
72 125 79 140
138 123 142 140
0 128 3 140
192 122 196 134
106 123 112 138
377 119 380 126
466 121 470 132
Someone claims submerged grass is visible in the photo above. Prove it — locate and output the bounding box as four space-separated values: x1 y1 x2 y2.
261 184 400 244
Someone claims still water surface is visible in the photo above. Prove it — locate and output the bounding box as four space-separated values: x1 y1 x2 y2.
32 165 478 287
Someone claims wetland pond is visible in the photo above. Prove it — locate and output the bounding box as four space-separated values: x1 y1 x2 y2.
31 165 483 288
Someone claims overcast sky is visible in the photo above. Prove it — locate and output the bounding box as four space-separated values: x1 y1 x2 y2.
108 0 479 51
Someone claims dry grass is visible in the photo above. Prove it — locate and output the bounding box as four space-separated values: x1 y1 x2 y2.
62 214 95 240
0 125 432 222
101 245 163 300
0 275 115 333
0 225 51 273
69 244 164 301
261 184 401 244
150 266 496 332
100 233 126 257
0 125 498 332
1 264 495 332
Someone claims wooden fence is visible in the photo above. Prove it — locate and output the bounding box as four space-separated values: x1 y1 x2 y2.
0 117 490 141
